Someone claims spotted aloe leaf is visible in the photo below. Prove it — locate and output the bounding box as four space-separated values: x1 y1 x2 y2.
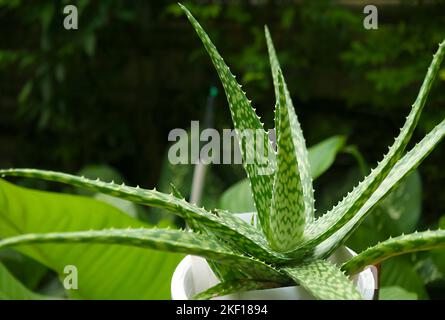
0 229 288 283
218 135 345 214
170 186 251 281
298 40 445 253
283 260 363 300
265 26 315 224
212 208 289 262
268 72 306 251
193 279 281 300
342 230 445 275
0 169 286 263
206 257 248 282
179 4 276 237
313 119 445 259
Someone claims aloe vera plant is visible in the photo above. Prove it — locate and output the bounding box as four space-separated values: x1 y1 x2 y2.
1 4 445 300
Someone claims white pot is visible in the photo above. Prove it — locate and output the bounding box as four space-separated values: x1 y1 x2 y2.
171 213 378 300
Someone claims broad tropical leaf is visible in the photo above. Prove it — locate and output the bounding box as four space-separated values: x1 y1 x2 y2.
268 72 306 251
283 260 362 300
0 179 182 299
380 257 428 299
219 180 256 213
0 262 47 300
342 230 445 275
308 136 346 180
179 4 276 237
265 26 314 223
379 286 417 300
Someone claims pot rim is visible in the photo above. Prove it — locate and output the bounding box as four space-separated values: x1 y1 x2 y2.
171 213 378 300
171 252 378 300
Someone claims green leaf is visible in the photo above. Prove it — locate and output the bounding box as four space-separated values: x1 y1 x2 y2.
268 72 306 251
304 40 445 248
76 165 139 218
376 170 422 235
415 255 444 285
0 229 288 283
77 164 125 188
308 136 346 180
218 135 346 213
0 170 285 263
219 179 256 213
180 4 276 237
347 170 422 252
379 257 428 299
265 26 314 223
0 262 47 300
315 119 445 259
379 286 417 300
283 260 362 300
342 230 445 275
0 178 182 299
440 216 445 229
0 249 49 291
429 216 445 281
193 279 281 300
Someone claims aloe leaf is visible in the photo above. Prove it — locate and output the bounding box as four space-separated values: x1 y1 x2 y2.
179 4 276 236
0 262 48 300
314 119 445 259
0 169 287 263
213 208 290 262
193 279 281 300
206 259 248 283
265 26 315 223
0 229 242 263
218 135 345 213
342 230 445 275
268 72 306 251
0 229 288 283
283 260 362 300
172 185 249 282
302 40 445 249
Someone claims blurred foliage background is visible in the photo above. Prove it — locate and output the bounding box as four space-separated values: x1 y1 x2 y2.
1 0 445 299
